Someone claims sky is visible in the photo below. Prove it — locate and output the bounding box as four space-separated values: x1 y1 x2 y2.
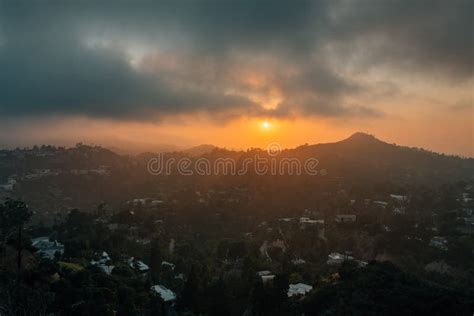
0 0 473 156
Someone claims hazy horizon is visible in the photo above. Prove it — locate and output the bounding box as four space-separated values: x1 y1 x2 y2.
1 130 473 158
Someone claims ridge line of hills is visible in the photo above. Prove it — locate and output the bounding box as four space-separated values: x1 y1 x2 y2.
0 133 472 160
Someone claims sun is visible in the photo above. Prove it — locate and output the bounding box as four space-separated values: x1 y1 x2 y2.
262 121 271 129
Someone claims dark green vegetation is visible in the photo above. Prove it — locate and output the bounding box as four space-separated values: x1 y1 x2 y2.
0 134 473 315
304 261 473 316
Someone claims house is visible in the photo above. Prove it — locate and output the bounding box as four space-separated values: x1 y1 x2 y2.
243 232 253 238
327 252 353 265
174 273 186 280
32 237 64 259
300 217 324 226
463 217 474 226
107 223 126 231
260 275 274 283
99 251 111 262
287 283 313 297
430 236 448 251
291 258 306 265
0 183 13 191
373 201 388 208
256 270 275 284
392 207 406 214
70 169 88 175
128 198 148 206
0 178 16 191
91 251 114 275
135 238 151 245
327 252 367 267
390 194 408 202
462 193 472 203
128 257 150 272
161 261 175 270
150 199 164 207
257 270 272 277
89 165 110 176
151 285 176 302
335 214 356 223
355 259 368 267
299 217 310 223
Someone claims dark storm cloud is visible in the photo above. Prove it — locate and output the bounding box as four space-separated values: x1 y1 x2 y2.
0 2 260 119
328 0 474 79
0 0 471 120
0 36 258 119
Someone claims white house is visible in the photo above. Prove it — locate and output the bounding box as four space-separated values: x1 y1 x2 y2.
261 275 275 283
128 257 150 272
161 261 175 270
327 252 353 265
32 237 64 260
373 201 388 208
287 283 313 297
327 252 367 267
390 194 408 202
151 285 176 302
257 270 275 283
300 217 324 225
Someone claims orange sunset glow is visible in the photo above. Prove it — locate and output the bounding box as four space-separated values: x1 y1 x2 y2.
0 0 472 157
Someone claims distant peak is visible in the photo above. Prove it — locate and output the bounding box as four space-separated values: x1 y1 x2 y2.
348 132 377 140
183 144 217 156
343 132 384 144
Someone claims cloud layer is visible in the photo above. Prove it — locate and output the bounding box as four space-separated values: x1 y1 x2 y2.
0 0 472 121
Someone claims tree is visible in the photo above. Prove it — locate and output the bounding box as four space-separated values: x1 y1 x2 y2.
303 262 473 315
148 238 162 282
271 274 289 311
179 266 200 312
0 199 32 285
117 285 138 316
96 202 107 217
250 279 267 315
206 277 230 316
